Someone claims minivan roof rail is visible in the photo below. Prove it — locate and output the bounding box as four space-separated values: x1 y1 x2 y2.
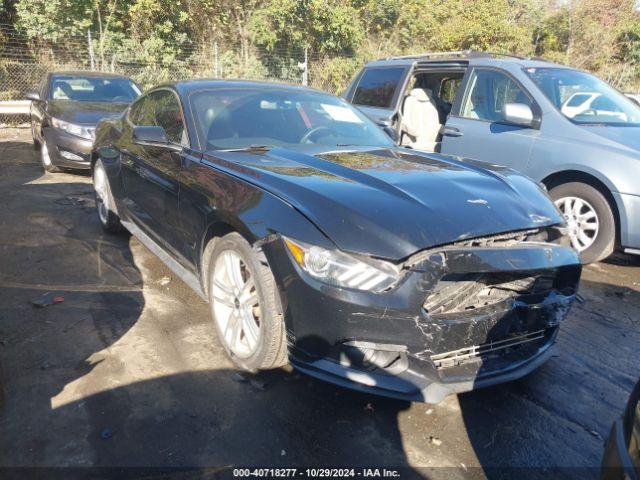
383 50 528 61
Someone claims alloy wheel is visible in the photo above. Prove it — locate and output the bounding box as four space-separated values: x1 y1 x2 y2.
554 196 599 252
211 250 261 358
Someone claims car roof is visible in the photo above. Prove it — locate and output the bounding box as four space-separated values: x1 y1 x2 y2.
49 70 134 79
364 51 571 70
166 78 328 96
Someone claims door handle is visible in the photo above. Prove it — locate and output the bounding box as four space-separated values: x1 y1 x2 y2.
442 126 463 137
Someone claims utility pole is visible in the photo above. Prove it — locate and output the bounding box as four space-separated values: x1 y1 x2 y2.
214 41 219 78
298 48 308 86
87 30 95 71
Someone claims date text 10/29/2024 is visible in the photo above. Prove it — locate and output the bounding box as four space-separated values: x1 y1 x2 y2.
233 469 401 478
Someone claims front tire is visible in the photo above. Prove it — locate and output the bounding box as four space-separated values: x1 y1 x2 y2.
549 182 615 264
93 159 122 234
40 140 61 173
31 121 40 150
208 233 288 371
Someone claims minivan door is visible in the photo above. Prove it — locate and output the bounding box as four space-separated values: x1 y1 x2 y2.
346 65 410 128
440 67 540 172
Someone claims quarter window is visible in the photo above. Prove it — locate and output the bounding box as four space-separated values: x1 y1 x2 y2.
461 69 533 122
352 67 405 108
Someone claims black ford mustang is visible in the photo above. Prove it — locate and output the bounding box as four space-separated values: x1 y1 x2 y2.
92 79 581 403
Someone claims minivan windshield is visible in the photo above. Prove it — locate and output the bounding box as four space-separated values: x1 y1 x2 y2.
50 76 141 102
190 88 394 150
525 67 640 126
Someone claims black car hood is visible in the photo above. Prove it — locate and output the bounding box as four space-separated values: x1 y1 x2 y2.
47 100 129 125
206 147 563 260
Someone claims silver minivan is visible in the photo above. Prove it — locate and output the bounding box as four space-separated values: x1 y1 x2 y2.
344 51 640 263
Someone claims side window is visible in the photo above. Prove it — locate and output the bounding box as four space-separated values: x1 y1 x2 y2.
352 67 405 108
461 69 533 122
128 91 186 145
128 96 151 125
152 91 185 145
440 78 462 105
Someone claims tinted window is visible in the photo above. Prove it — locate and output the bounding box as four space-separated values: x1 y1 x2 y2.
129 90 186 145
461 69 533 122
153 91 185 144
49 75 140 102
128 96 151 125
190 88 393 150
352 67 405 108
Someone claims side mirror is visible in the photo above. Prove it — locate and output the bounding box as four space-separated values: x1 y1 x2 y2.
382 126 399 143
133 126 170 146
25 91 41 101
502 103 535 128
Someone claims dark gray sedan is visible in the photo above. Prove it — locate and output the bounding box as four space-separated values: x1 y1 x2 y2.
27 71 141 172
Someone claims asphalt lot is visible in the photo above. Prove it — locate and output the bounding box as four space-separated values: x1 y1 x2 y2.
0 128 639 479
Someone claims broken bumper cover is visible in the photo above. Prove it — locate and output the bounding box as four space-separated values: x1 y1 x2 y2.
264 237 581 404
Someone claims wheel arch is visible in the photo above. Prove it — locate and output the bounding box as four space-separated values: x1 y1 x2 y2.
199 220 256 297
542 169 621 245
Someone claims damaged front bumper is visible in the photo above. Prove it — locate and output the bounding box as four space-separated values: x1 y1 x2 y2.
263 232 581 404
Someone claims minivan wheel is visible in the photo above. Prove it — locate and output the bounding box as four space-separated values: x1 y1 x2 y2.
93 159 122 234
40 141 61 173
208 233 288 371
549 182 615 264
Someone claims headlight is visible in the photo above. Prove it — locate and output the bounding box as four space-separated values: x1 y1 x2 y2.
283 237 401 292
51 117 95 140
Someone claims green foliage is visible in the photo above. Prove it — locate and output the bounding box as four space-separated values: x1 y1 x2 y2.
6 0 640 92
251 0 364 54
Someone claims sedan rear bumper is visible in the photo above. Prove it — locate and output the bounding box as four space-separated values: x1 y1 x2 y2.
43 127 92 169
263 234 581 403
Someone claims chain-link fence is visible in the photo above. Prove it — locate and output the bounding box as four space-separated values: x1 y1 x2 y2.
0 24 361 125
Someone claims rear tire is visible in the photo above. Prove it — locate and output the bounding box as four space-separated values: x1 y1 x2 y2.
549 182 615 264
93 159 122 234
207 233 288 371
40 141 61 173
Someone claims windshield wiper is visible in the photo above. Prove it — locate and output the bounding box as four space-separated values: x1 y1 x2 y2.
220 144 275 152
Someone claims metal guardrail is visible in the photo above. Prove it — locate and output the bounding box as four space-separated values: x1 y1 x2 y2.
0 100 30 115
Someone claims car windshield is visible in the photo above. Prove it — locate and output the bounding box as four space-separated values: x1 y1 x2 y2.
525 67 640 126
189 87 394 150
50 76 141 102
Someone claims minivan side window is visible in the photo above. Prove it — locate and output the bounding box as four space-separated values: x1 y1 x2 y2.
461 69 533 122
440 77 462 105
352 67 405 109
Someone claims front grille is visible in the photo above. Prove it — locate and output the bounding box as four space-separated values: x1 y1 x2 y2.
423 271 557 315
454 228 540 248
431 329 546 369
